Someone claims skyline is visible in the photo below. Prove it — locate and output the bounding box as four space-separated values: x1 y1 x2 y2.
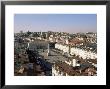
14 14 97 33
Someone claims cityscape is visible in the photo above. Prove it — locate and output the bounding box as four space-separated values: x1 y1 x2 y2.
14 14 97 76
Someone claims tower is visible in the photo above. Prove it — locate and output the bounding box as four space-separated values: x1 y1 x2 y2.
47 43 50 56
40 31 42 40
40 31 42 36
27 42 30 49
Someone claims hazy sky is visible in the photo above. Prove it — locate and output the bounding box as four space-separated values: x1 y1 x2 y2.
14 14 97 33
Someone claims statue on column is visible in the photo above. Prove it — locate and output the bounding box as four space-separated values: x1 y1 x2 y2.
47 43 50 56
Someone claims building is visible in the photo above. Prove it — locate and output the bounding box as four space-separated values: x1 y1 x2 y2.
55 43 97 60
70 46 97 59
52 61 97 76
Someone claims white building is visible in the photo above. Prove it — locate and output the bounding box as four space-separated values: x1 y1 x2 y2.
52 62 73 76
55 43 69 53
55 43 97 60
65 59 80 67
70 47 97 59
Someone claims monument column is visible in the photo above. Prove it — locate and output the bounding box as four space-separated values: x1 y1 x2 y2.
47 43 50 56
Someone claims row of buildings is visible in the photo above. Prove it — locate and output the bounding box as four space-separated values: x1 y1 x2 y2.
15 31 97 44
55 43 97 60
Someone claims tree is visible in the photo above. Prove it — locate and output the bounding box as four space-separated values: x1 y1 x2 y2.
33 33 39 37
20 30 23 34
42 33 46 39
27 30 31 36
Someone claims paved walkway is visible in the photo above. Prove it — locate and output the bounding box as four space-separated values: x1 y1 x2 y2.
38 49 68 63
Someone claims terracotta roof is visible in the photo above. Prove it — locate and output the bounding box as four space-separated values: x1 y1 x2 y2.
53 60 97 76
87 59 97 64
54 61 80 76
69 38 84 44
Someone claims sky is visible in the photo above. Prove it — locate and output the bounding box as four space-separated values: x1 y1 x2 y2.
14 14 97 33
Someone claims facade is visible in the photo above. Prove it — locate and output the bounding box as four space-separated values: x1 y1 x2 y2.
70 47 97 59
55 43 69 53
55 43 97 60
